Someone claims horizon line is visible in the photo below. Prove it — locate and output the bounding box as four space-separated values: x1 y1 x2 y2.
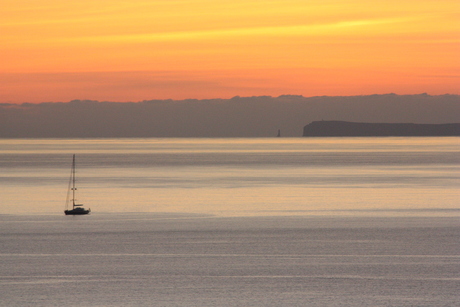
2 92 458 106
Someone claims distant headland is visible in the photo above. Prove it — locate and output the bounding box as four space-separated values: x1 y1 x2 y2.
303 121 460 137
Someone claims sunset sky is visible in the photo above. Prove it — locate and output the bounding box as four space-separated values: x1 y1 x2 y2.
1 0 459 103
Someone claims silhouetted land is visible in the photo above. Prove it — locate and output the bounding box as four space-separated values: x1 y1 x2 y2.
303 121 460 137
1 94 459 137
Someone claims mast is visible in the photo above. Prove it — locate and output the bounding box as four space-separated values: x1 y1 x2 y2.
72 154 76 209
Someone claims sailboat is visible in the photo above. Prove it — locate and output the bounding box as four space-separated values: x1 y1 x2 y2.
64 154 91 215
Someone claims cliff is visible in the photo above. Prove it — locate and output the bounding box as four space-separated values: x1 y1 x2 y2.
303 121 460 137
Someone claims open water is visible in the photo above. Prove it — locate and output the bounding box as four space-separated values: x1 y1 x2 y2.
0 138 459 306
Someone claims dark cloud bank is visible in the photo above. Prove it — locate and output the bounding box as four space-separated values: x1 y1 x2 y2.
1 94 459 138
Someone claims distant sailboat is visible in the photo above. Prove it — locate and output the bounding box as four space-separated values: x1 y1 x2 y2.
277 129 281 137
64 155 91 215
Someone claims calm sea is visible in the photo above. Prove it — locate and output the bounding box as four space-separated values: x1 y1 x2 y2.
1 138 459 306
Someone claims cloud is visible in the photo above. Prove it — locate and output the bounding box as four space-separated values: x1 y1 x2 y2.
26 17 413 47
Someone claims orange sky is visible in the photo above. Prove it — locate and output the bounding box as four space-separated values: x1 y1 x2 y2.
1 0 459 103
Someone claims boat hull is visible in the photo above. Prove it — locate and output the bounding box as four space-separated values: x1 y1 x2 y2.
64 209 90 215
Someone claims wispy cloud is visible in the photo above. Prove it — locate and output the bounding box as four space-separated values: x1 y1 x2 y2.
9 17 415 47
